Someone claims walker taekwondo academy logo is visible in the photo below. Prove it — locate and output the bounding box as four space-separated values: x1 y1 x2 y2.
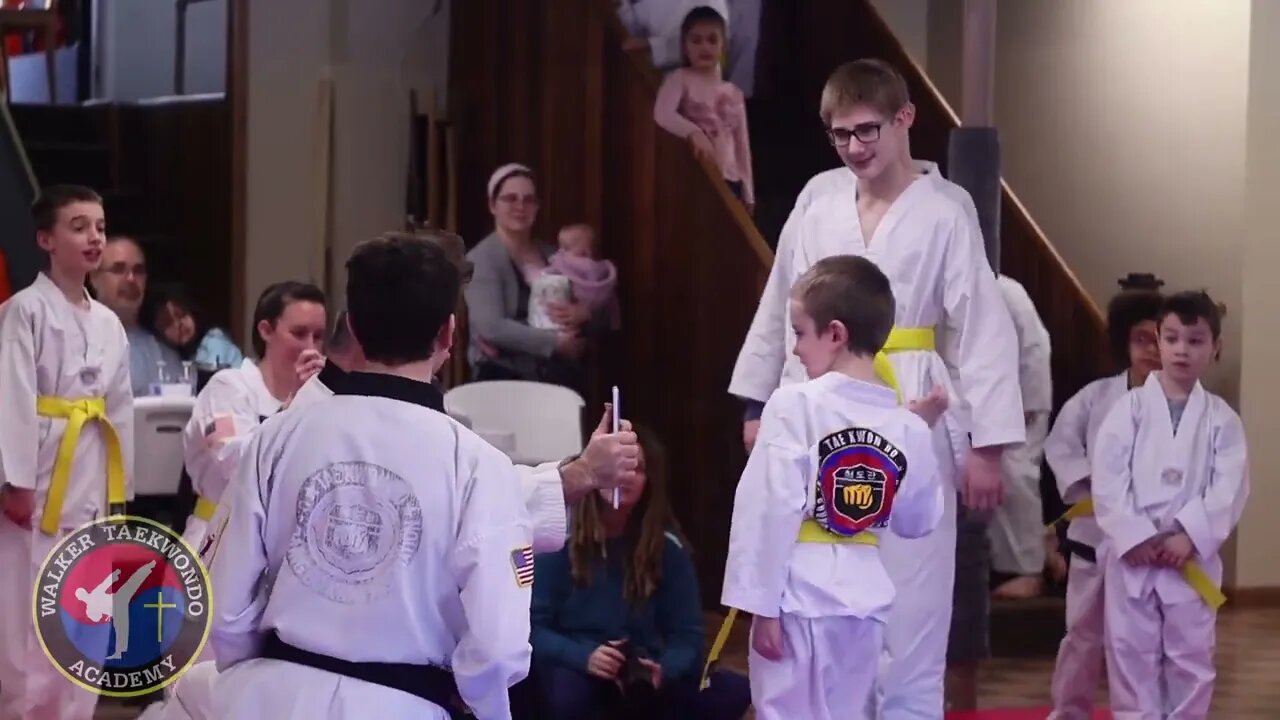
32 516 212 697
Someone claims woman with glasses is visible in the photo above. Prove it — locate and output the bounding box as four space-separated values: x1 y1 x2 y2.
464 164 590 389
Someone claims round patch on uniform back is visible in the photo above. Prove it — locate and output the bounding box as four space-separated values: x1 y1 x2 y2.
288 461 423 605
815 427 909 535
32 515 212 698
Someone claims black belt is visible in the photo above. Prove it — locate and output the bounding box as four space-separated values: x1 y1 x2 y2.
261 631 471 717
1063 538 1097 564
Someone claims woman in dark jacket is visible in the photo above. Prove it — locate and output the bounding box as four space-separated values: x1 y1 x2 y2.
531 427 751 719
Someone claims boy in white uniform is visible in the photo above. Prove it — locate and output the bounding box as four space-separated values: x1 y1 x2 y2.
729 58 1024 719
1092 291 1246 719
723 255 946 720
989 274 1053 599
1044 284 1163 719
0 185 134 720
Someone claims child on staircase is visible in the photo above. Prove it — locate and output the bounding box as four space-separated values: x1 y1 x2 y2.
653 6 754 214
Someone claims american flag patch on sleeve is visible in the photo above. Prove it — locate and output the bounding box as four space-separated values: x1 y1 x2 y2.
510 545 535 588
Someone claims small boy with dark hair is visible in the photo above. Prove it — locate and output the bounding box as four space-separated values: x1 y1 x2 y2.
1093 290 1246 718
0 184 133 719
721 254 946 720
1044 279 1165 719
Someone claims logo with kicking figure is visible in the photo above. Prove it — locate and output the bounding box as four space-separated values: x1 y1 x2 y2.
32 516 212 697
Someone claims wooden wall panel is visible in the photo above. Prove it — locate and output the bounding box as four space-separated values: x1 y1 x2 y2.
450 0 771 598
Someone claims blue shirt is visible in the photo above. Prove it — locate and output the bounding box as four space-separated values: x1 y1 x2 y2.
530 531 704 681
126 326 182 396
193 327 245 369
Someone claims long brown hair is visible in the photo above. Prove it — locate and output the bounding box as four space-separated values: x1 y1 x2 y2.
568 425 686 603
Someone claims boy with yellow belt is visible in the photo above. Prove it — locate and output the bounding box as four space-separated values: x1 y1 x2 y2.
0 185 134 720
721 256 946 720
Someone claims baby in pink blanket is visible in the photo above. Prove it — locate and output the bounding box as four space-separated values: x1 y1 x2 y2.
548 224 620 330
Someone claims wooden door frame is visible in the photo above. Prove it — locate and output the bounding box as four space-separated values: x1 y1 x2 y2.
226 0 247 343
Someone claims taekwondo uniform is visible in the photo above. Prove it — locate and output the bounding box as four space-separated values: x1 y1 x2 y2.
722 373 943 720
181 359 282 574
1043 371 1129 719
729 163 1024 719
294 359 569 553
989 275 1052 576
0 273 134 720
1093 372 1248 719
209 370 534 719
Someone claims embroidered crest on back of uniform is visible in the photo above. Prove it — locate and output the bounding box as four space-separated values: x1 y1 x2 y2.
814 427 909 535
287 461 424 604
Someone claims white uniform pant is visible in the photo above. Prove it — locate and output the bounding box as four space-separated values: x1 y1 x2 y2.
0 520 101 720
212 657 452 719
879 484 957 719
989 412 1049 575
748 613 882 720
1103 558 1216 720
1049 555 1105 719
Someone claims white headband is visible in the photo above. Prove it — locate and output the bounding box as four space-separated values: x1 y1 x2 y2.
487 163 533 200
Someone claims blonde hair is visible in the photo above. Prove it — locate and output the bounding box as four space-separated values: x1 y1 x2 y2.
819 59 909 124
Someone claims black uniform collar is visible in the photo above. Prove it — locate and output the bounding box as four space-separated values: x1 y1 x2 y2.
317 359 349 391
334 369 445 413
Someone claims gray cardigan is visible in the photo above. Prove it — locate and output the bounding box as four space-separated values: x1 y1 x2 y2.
464 232 558 377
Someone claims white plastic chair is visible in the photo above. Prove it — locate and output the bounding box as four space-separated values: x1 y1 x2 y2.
132 396 195 497
444 381 585 465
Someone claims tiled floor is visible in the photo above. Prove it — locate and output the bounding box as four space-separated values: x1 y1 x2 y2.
93 605 1280 718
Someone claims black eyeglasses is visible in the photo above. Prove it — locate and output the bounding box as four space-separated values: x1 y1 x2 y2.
825 120 890 148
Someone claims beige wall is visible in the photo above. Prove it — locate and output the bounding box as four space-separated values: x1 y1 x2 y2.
1237 0 1280 589
871 0 930 67
922 0 1250 401
243 0 451 334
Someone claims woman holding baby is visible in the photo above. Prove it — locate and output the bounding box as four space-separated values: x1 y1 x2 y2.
464 164 619 390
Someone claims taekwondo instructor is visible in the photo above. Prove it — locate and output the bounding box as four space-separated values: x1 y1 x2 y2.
210 235 537 718
289 228 639 554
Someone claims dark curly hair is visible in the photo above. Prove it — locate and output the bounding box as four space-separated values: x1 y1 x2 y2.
1106 285 1164 367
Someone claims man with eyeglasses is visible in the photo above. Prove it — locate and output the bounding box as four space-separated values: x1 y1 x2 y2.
89 236 181 396
727 59 1024 719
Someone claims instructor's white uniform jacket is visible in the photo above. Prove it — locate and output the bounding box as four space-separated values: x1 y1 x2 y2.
209 371 533 719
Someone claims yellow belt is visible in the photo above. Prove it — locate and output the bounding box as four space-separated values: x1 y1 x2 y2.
875 327 936 403
701 524 881 689
35 396 126 536
1048 494 1226 610
702 327 935 689
193 496 219 522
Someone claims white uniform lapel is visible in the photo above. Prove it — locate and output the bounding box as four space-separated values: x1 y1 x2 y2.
1132 373 1207 517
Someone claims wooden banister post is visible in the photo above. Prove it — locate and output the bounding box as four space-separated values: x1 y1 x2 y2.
948 0 1001 272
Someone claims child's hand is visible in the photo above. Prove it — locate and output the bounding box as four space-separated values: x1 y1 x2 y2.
689 132 715 162
1123 538 1161 566
0 484 34 529
751 615 784 661
622 37 648 53
907 386 949 428
1158 532 1195 568
555 331 586 360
